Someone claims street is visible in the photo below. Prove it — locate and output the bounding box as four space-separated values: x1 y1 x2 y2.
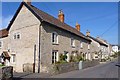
51 59 119 78
13 59 119 79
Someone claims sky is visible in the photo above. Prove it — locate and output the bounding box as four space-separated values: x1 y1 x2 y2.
1 2 118 45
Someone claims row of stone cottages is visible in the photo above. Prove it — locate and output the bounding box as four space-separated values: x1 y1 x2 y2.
0 1 112 73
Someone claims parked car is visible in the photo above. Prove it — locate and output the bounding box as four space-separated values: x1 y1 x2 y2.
115 63 120 67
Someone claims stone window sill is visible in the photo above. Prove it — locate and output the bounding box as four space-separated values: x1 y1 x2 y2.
72 46 75 48
52 43 59 45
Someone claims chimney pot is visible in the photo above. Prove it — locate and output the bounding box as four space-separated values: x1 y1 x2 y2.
23 0 31 5
75 22 80 31
86 30 90 36
58 10 64 23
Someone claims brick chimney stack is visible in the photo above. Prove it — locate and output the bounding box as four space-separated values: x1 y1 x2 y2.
58 10 64 23
23 0 31 5
75 22 80 31
86 30 90 36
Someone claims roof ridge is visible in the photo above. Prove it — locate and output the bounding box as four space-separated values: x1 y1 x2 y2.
29 4 89 41
31 5 74 28
88 36 108 46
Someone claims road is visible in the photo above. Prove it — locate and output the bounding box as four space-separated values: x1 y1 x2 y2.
51 60 119 78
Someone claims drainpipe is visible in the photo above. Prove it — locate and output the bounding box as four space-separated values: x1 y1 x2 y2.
38 21 43 73
33 44 36 73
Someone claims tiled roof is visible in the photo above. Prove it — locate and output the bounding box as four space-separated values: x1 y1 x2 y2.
0 28 8 38
2 51 10 58
28 4 91 41
88 36 108 47
6 2 91 42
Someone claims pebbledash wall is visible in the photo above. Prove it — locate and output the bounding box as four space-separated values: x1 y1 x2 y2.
3 5 91 73
8 5 40 72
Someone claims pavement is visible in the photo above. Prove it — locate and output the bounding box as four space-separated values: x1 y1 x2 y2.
13 72 51 79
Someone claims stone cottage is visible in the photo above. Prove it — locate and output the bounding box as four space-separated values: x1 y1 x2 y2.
96 37 112 59
0 29 10 66
0 1 93 73
86 30 108 60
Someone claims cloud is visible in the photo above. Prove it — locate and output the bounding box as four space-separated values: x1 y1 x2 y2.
0 15 13 29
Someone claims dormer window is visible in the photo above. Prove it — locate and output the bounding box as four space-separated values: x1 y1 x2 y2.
14 33 21 39
52 32 58 44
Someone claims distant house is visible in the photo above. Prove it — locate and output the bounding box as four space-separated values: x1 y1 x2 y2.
96 37 112 59
0 29 10 65
86 31 108 60
112 45 119 53
0 1 92 72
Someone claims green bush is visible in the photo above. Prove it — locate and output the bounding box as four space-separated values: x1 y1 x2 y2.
110 53 118 58
56 54 68 64
70 54 84 62
59 54 67 61
118 51 120 56
100 59 106 62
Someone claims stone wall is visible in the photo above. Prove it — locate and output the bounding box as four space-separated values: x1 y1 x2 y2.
79 59 99 69
49 60 99 75
1 66 13 80
23 63 33 73
50 62 79 74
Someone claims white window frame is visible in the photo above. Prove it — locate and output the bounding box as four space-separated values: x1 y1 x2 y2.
71 38 75 47
11 54 16 63
52 32 58 44
81 42 83 48
13 33 21 40
98 44 100 48
52 50 58 64
0 41 3 48
88 44 90 50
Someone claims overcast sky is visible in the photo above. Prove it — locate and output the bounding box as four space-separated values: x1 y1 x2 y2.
1 2 118 45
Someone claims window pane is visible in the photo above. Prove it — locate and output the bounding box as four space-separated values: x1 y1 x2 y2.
12 54 16 63
52 51 58 64
55 34 57 43
0 41 1 47
14 35 16 39
55 52 56 60
13 55 16 62
81 43 83 48
52 33 55 42
17 34 20 39
52 52 54 63
71 38 75 46
71 38 73 46
52 32 58 43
